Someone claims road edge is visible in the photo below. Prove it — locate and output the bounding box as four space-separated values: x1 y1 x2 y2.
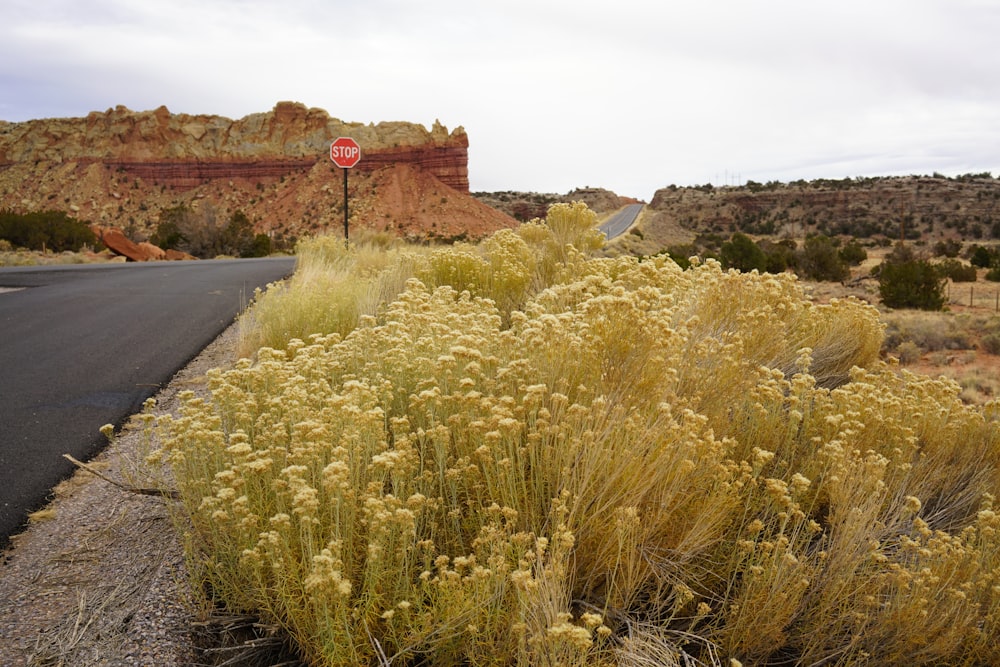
0 321 242 665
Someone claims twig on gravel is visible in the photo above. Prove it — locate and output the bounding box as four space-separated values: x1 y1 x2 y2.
63 453 180 500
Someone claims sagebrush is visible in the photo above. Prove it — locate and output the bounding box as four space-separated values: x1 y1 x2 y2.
155 203 1000 666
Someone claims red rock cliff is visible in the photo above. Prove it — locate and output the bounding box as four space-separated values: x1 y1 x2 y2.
0 102 512 245
0 101 470 191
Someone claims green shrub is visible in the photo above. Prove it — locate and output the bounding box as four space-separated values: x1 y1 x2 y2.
720 232 767 272
0 209 97 252
937 258 978 282
879 258 947 310
150 207 187 250
796 235 849 281
933 239 962 258
663 244 695 269
219 210 257 257
152 205 261 258
969 245 996 268
838 238 868 265
759 238 797 273
245 233 273 257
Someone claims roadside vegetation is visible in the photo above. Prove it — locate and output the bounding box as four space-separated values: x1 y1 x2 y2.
0 210 108 265
0 240 115 266
0 209 97 253
151 203 1000 666
151 204 273 258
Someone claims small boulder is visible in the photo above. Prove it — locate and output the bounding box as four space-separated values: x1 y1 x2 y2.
92 226 166 261
137 242 166 261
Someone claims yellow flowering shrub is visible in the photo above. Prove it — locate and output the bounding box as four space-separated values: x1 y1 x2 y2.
157 203 1000 666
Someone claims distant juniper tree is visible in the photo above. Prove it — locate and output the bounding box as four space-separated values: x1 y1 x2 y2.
876 243 947 310
759 238 797 273
150 205 189 250
795 235 849 282
219 211 255 257
838 239 868 266
969 245 996 269
720 232 767 272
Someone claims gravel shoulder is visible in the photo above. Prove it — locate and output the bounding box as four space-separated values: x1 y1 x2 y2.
0 323 240 666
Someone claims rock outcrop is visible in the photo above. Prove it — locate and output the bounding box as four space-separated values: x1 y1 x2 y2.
0 103 513 247
90 226 187 261
0 102 469 190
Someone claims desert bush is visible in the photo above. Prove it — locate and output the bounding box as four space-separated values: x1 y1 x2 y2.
937 258 978 282
881 310 973 352
982 333 1000 356
895 340 923 363
879 254 948 310
236 234 423 357
838 238 868 265
152 205 262 258
969 244 997 268
155 218 1000 666
720 232 767 272
0 209 97 252
0 249 38 267
242 202 605 356
795 235 849 281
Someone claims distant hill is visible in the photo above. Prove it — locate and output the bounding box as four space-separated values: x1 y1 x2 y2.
656 175 999 240
602 174 1000 258
472 187 641 222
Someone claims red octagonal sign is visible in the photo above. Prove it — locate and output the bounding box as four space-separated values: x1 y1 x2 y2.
330 136 361 168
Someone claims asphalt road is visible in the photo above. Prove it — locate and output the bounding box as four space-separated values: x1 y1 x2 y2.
0 257 295 547
599 203 644 240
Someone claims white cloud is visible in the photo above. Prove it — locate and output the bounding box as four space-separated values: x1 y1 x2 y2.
2 0 1000 198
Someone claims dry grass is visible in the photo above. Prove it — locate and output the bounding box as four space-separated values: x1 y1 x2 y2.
154 204 1000 666
877 306 1000 404
0 249 121 267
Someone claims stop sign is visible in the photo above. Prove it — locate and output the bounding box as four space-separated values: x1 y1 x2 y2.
330 136 361 168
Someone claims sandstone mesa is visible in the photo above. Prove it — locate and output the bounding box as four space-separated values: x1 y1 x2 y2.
0 102 517 253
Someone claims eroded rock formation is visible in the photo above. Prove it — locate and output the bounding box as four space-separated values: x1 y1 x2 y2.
0 102 512 246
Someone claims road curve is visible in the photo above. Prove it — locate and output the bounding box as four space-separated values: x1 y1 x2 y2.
0 257 295 547
599 203 644 240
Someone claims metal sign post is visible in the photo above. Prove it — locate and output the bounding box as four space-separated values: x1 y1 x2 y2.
329 137 362 243
342 167 349 241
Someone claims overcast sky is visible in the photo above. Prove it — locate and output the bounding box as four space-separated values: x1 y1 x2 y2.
2 0 999 200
